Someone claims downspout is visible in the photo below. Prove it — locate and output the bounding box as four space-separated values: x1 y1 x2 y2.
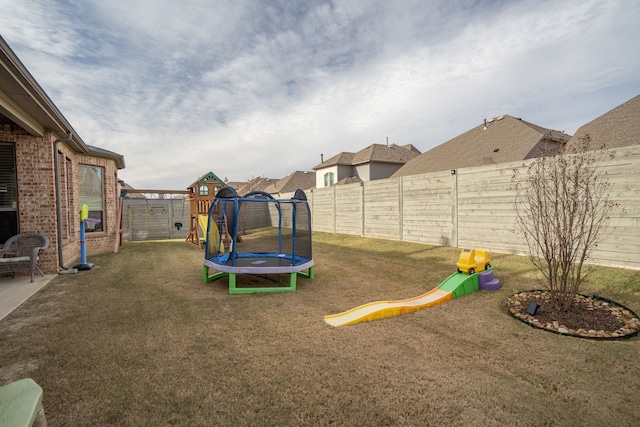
53 131 76 272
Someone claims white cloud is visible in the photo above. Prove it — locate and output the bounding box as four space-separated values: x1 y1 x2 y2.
1 0 639 189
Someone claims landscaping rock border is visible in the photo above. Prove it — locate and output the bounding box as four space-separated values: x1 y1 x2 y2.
506 290 640 340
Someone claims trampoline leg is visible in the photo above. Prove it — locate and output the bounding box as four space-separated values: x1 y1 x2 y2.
206 266 312 294
228 273 237 292
296 266 314 280
203 266 229 284
289 272 297 290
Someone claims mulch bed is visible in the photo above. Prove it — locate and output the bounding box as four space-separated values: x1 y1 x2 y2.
506 290 640 340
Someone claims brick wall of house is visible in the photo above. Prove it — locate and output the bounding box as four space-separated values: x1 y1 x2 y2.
2 125 59 274
1 125 121 275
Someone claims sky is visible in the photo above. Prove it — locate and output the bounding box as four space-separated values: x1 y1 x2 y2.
1 0 639 190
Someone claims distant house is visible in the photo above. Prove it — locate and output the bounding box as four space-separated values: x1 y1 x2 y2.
314 143 420 188
313 152 354 187
392 115 571 178
226 181 247 192
566 94 640 150
264 171 315 196
233 177 278 195
0 36 125 274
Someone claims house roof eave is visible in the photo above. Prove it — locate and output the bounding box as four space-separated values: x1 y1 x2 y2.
1 35 126 168
86 145 126 169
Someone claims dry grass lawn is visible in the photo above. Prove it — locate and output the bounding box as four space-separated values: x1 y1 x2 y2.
1 232 639 426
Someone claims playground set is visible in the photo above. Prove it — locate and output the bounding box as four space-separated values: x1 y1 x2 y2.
324 248 500 327
202 187 314 294
185 171 226 247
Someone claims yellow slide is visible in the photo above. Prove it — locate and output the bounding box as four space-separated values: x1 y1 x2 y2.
324 288 452 327
198 215 224 254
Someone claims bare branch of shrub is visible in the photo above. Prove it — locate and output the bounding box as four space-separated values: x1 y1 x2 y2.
512 134 623 311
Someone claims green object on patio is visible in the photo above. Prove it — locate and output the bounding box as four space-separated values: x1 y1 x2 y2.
0 378 44 427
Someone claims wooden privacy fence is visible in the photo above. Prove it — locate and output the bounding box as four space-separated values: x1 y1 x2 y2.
299 144 640 270
122 198 191 241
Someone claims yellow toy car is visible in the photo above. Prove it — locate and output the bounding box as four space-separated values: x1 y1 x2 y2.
456 249 491 275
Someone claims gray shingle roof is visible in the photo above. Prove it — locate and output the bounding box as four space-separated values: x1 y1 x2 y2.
313 152 355 170
226 181 247 189
392 115 571 177
233 177 278 195
566 94 640 150
335 175 363 185
352 143 421 165
396 143 421 154
314 144 419 170
264 171 315 194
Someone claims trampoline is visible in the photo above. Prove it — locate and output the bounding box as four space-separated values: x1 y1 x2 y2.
202 187 314 294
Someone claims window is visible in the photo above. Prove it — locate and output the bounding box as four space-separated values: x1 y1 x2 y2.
57 153 73 238
79 165 104 233
0 142 18 243
199 185 209 196
65 157 73 238
324 172 335 187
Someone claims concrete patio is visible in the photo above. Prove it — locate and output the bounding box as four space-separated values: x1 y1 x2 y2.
0 274 57 321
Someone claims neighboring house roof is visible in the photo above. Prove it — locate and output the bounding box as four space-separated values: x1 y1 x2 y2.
392 115 571 177
187 171 225 190
264 171 315 194
335 176 363 185
313 143 420 170
313 152 355 170
566 94 640 150
226 181 247 190
397 143 421 155
352 143 421 165
0 35 125 169
119 180 146 198
233 177 278 195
